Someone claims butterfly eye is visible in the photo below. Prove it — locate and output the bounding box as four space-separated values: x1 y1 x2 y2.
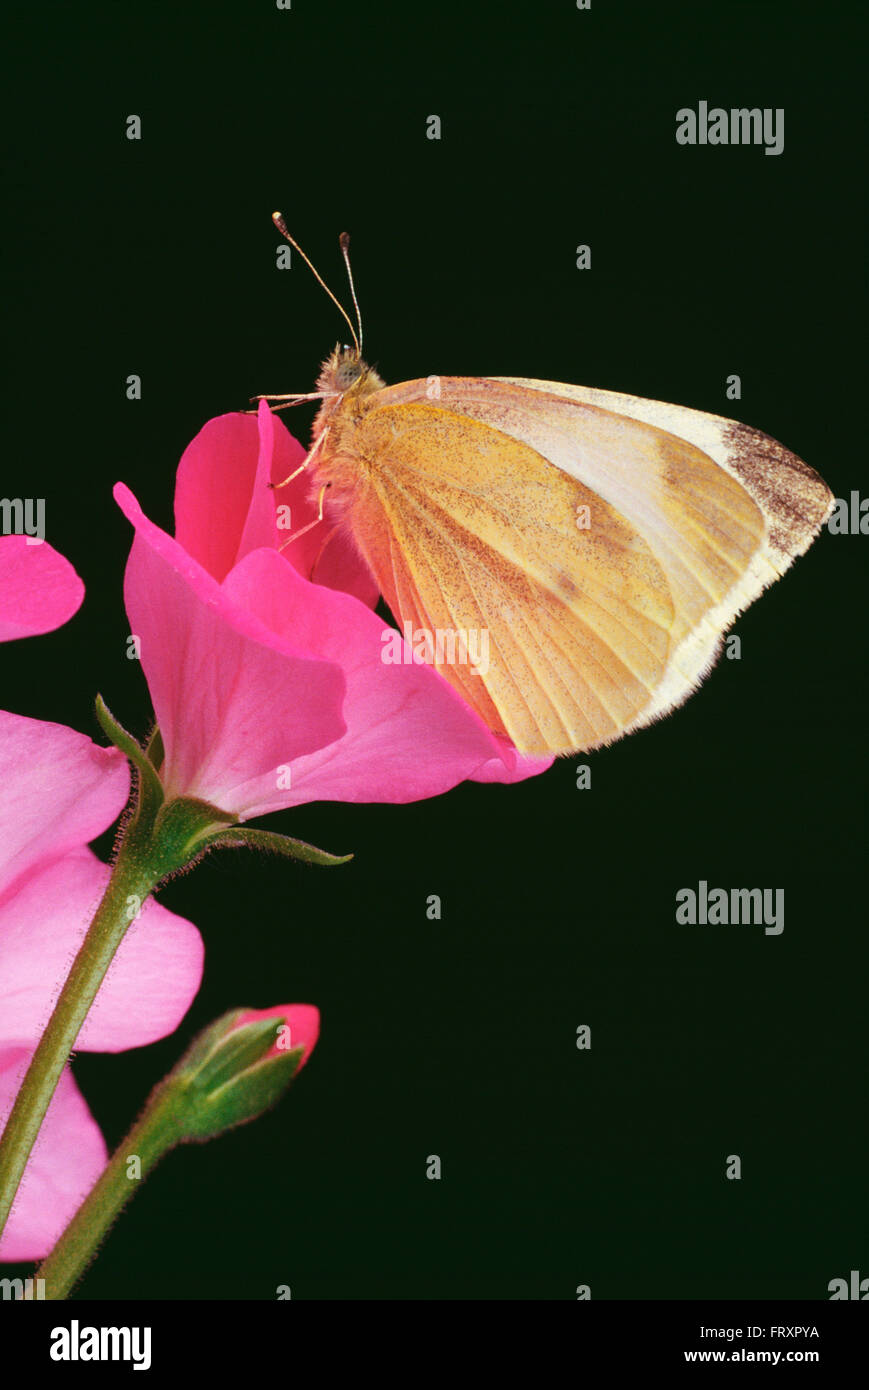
335 358 363 389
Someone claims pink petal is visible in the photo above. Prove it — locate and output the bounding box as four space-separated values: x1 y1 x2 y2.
0 848 204 1052
0 536 84 641
171 405 379 608
0 1047 107 1262
174 412 278 583
0 711 129 896
222 548 551 804
114 484 347 819
469 746 554 783
294 512 381 610
232 1003 320 1070
260 403 380 608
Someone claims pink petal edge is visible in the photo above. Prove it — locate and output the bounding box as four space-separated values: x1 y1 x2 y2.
0 536 85 642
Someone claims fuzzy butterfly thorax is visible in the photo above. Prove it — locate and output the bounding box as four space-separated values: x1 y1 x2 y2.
311 347 386 507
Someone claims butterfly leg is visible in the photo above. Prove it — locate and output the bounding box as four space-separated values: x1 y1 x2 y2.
270 425 330 490
278 483 332 551
243 390 340 416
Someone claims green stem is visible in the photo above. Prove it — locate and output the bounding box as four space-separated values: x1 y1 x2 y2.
0 696 344 1264
32 1010 307 1298
0 834 162 1242
33 1080 183 1299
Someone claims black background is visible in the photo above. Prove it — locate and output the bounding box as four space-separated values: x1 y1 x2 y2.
3 0 865 1299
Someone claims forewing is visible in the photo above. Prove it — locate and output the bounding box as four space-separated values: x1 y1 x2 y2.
334 400 675 754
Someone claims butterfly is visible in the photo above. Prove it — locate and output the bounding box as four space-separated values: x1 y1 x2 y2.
261 216 833 757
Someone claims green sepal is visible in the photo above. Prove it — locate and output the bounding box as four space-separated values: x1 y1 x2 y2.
150 795 239 869
167 1010 306 1140
94 694 164 819
199 825 352 866
172 1010 274 1089
191 1045 305 1136
144 725 165 771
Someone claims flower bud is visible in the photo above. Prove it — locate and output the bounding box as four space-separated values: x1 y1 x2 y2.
167 1004 319 1141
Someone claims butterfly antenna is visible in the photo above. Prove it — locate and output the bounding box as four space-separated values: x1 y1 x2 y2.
272 212 361 356
339 232 363 355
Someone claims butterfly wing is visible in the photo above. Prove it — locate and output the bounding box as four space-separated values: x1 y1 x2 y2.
491 376 831 575
321 377 831 754
407 376 833 736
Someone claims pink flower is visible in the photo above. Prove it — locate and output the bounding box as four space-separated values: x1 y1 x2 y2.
0 535 84 642
0 711 204 1260
113 405 550 819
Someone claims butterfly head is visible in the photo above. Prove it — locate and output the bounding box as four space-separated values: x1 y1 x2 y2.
317 344 384 401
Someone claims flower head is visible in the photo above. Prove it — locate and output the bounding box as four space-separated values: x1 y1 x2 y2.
113 405 550 820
